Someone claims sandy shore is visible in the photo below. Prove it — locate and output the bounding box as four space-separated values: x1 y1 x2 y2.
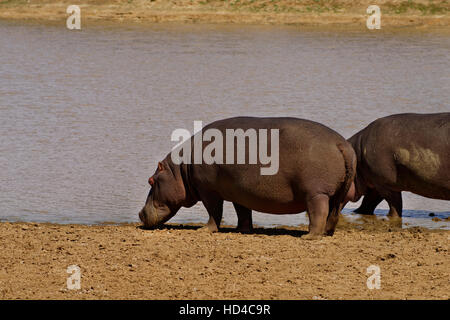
0 0 449 29
0 217 448 299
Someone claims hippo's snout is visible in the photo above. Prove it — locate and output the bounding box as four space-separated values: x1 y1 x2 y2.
139 205 160 229
139 199 174 229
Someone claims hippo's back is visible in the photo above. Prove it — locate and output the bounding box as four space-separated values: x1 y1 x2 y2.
205 116 347 145
366 113 448 145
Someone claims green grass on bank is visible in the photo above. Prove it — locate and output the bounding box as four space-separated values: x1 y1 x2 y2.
385 0 449 14
0 0 28 6
195 0 344 14
0 0 448 15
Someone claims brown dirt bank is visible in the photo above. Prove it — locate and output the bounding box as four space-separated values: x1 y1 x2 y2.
0 0 449 29
0 217 448 299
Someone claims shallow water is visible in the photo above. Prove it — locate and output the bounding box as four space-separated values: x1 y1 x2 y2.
0 21 448 229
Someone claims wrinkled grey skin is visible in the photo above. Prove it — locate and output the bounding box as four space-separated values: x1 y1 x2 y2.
139 117 356 238
348 113 450 217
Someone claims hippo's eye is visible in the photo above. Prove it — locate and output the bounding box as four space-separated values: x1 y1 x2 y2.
148 177 155 186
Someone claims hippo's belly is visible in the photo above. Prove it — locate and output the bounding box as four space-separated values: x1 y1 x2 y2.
395 161 450 200
220 184 308 214
246 202 307 214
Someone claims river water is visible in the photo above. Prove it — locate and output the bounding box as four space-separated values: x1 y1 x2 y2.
0 21 448 229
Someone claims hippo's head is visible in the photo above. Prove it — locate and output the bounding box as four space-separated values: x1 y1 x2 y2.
139 159 195 228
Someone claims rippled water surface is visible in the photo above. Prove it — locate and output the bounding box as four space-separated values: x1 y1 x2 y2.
0 21 449 229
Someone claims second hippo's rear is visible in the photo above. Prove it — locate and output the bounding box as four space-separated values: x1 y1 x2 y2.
348 113 450 217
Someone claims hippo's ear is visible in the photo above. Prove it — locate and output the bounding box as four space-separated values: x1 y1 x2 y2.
158 162 164 172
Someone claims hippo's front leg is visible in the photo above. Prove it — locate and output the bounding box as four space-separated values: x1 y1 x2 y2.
354 188 383 215
380 190 402 218
233 202 253 233
200 194 224 232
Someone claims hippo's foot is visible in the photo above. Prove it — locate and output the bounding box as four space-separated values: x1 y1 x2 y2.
387 205 402 219
199 225 219 233
387 211 402 219
199 217 219 233
302 233 323 240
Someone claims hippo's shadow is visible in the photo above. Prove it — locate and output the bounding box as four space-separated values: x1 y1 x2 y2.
137 223 308 237
137 224 199 231
220 226 308 237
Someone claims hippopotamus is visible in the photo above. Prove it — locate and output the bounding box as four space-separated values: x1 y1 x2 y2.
139 117 356 238
348 113 450 217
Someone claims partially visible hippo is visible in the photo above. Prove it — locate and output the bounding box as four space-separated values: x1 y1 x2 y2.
348 113 450 217
139 117 356 238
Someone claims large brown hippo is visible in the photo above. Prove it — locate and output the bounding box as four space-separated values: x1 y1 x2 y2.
139 117 356 238
348 113 450 217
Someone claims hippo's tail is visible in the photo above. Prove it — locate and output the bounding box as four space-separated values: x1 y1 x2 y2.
326 142 357 235
336 142 357 207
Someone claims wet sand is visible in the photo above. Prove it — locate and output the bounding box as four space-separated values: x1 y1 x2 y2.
0 217 448 299
0 0 448 29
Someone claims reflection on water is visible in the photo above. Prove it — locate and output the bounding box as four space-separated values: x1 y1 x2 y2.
0 21 448 229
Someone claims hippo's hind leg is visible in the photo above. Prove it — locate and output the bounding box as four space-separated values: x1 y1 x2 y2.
304 194 329 240
325 201 343 236
201 195 224 232
233 202 253 233
354 188 383 215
